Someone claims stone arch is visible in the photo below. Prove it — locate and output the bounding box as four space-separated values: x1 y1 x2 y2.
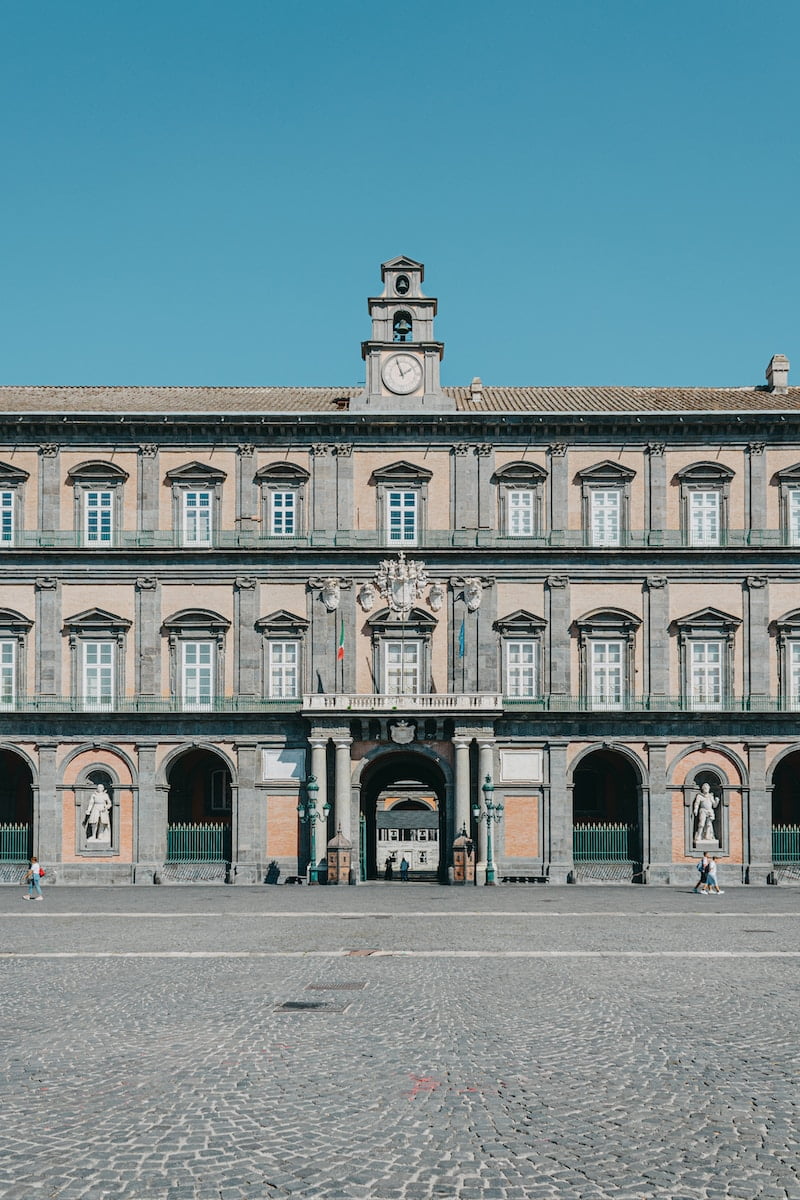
0 743 35 859
569 742 646 869
768 744 800 828
666 742 747 789
157 741 238 790
354 745 452 882
60 745 136 860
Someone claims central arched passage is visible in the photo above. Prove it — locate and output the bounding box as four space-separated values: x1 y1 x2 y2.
0 749 33 863
359 752 447 882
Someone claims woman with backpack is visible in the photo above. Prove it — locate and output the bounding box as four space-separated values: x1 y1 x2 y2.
24 857 44 900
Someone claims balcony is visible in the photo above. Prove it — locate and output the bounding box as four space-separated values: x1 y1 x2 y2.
1 528 796 551
302 693 503 713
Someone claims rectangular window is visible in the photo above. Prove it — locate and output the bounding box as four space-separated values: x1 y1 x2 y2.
590 640 624 709
182 491 212 546
0 640 15 705
506 640 537 698
690 491 720 546
84 490 113 545
690 641 722 709
385 640 421 695
590 489 621 547
508 490 534 537
0 491 14 545
182 641 213 709
83 641 114 708
270 491 296 536
268 641 299 698
387 490 418 545
789 643 800 710
789 490 800 546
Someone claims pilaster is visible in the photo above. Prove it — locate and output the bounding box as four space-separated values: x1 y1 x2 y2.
545 740 571 880
133 742 164 880
645 740 671 882
744 741 772 884
34 577 60 697
311 443 336 534
646 443 666 533
236 444 258 531
645 576 669 699
233 742 263 883
745 576 769 700
234 576 259 697
747 442 766 533
548 444 568 535
35 742 60 867
135 577 161 697
38 443 60 532
451 443 479 530
332 443 354 535
546 575 571 695
137 444 159 533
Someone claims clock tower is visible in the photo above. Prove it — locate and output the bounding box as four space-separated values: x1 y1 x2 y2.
354 256 454 412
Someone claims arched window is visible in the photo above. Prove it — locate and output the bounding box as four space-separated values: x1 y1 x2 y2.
255 462 309 538
493 462 548 537
67 461 129 547
576 461 636 547
674 462 734 547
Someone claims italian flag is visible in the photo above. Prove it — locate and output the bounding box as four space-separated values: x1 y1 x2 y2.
337 618 345 661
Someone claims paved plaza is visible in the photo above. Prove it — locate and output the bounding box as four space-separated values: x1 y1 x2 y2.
1 883 799 1200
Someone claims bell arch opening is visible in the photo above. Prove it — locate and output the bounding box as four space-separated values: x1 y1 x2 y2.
359 752 448 882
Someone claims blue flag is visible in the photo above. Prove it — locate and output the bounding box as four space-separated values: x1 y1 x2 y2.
458 617 465 658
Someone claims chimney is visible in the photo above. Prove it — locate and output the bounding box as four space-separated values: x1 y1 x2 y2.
766 354 790 393
469 376 484 403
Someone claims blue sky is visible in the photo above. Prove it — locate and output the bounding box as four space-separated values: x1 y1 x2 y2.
1 0 797 388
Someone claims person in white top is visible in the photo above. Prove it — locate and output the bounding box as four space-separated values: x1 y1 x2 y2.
25 857 43 900
706 856 724 894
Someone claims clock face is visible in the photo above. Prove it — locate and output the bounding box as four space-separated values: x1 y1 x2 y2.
382 353 423 395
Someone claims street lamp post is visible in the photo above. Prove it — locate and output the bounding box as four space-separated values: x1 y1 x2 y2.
472 774 504 886
297 775 331 884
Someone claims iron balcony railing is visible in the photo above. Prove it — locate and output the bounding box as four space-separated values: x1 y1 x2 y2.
772 825 800 862
574 822 640 862
0 692 797 715
0 823 29 862
166 823 227 862
3 528 800 551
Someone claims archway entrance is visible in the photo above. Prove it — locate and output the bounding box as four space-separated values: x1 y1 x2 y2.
572 748 642 872
772 750 800 865
0 750 33 864
360 753 447 882
166 748 232 863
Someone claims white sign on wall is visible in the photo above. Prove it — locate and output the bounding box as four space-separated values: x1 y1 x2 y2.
262 748 306 782
499 750 543 784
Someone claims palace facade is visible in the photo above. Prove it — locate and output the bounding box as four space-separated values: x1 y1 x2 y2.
1 255 799 885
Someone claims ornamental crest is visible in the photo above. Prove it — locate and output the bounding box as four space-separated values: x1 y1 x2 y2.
374 552 428 618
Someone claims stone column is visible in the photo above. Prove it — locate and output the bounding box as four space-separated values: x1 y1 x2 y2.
744 741 772 885
234 742 262 884
546 740 572 881
311 444 335 536
645 576 669 701
34 577 60 698
134 742 164 881
35 742 60 866
451 444 478 530
476 443 494 530
234 576 259 697
310 737 329 874
546 575 571 696
453 738 471 838
137 444 159 535
747 443 766 535
332 443 354 536
646 443 666 536
135 577 161 698
645 740 671 883
746 577 769 702
333 736 352 843
476 738 495 879
236 443 257 532
38 443 60 533
548 444 568 537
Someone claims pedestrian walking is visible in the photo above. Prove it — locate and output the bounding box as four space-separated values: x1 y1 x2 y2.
384 857 394 881
399 856 409 882
694 851 711 894
706 856 724 894
24 857 44 900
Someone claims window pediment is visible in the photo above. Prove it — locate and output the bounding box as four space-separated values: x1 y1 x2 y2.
494 609 546 635
254 462 309 483
575 460 636 483
367 606 437 634
370 460 432 484
574 607 642 634
255 609 309 636
773 463 800 484
674 606 741 634
164 461 227 484
772 609 800 636
493 462 547 484
161 608 230 636
0 607 32 633
674 461 734 482
67 460 129 484
0 461 29 483
63 607 132 634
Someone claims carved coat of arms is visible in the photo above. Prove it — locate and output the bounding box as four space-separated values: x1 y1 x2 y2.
374 552 429 618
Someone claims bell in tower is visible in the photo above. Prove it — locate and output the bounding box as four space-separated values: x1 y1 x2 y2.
353 256 454 413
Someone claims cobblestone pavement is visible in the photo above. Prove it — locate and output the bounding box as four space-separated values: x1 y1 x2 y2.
1 884 798 1200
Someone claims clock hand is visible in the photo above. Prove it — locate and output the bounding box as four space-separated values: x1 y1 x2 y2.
396 362 406 377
